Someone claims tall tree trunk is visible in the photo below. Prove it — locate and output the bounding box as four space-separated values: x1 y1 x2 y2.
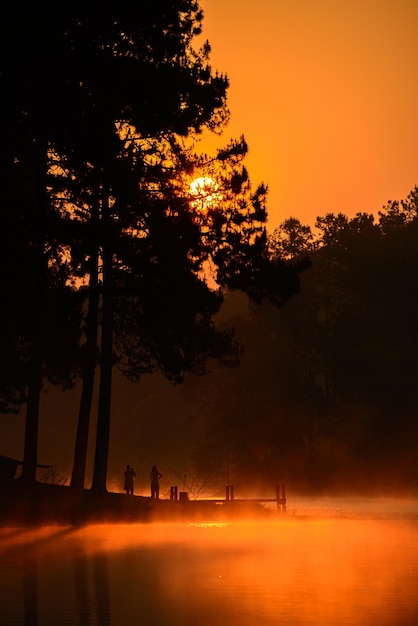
70 246 100 489
20 133 48 484
90 244 113 493
21 340 42 483
91 183 114 493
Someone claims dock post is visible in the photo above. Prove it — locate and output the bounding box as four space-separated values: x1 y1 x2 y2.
276 484 287 512
170 486 178 501
230 485 235 500
275 485 280 510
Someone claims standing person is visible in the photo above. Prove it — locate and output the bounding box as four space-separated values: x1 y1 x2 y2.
124 464 136 495
150 465 162 499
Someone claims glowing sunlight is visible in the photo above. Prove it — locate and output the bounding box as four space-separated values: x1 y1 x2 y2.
189 176 221 210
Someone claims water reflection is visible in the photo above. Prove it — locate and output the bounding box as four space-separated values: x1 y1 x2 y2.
94 554 110 626
1 505 418 626
73 550 91 626
23 555 37 626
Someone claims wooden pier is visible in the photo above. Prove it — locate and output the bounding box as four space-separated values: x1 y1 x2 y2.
169 484 287 513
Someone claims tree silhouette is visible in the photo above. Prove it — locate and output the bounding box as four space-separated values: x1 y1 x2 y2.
269 217 314 261
1 2 89 480
2 1 302 492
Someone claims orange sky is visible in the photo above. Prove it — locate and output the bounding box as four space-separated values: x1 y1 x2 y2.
198 0 418 231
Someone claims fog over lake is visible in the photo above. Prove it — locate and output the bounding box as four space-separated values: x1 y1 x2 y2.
1 497 417 626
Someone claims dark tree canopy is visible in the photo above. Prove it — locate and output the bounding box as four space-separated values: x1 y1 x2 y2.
1 0 303 489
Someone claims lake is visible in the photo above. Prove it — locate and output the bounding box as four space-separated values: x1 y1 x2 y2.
1 497 418 626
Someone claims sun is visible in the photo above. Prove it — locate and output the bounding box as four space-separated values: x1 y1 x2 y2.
189 176 221 210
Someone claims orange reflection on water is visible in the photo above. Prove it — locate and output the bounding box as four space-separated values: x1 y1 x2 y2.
1 518 418 626
156 520 418 625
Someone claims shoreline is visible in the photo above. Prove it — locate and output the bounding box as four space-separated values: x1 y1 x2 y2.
0 480 282 527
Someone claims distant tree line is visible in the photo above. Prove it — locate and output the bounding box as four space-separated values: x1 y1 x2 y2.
188 188 418 493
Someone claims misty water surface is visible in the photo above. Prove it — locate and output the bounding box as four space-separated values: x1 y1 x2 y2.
1 498 418 626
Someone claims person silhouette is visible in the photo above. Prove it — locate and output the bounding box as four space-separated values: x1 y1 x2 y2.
150 465 163 499
124 464 136 495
